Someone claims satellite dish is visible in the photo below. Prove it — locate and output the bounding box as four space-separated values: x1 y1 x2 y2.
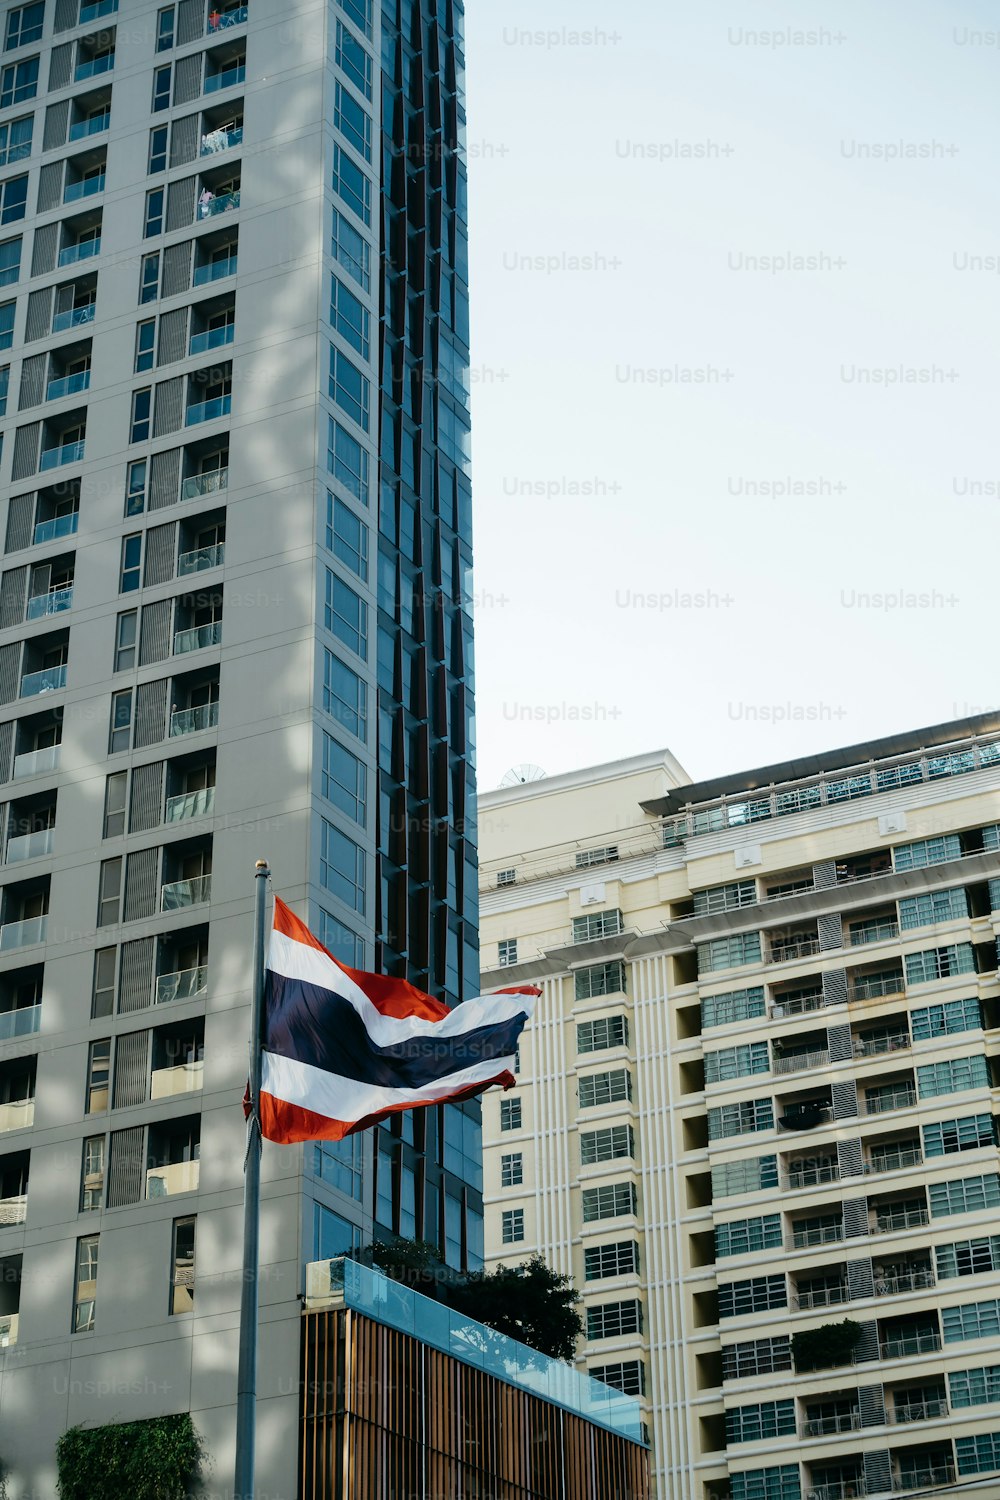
499 764 547 788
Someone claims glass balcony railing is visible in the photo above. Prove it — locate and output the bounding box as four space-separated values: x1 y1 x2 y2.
0 1312 19 1346
177 543 224 575
13 744 60 779
0 1003 40 1039
33 513 78 545
20 665 67 697
6 828 54 863
39 440 85 470
0 1195 26 1226
160 874 212 910
155 965 208 1005
189 324 234 355
200 190 240 218
204 64 246 94
201 125 243 155
80 0 118 18
169 701 219 736
181 468 228 501
173 621 222 654
186 394 231 425
207 5 248 31
0 915 47 949
46 371 90 401
0 1098 34 1132
57 238 100 267
26 587 73 620
74 54 114 82
165 786 215 823
69 112 110 141
151 1061 204 1099
51 304 95 333
145 1160 199 1198
193 255 237 287
64 174 106 202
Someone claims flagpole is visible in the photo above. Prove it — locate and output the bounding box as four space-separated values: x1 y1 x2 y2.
234 858 270 1500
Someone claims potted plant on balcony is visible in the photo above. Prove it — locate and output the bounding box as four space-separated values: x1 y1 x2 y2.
791 1318 863 1372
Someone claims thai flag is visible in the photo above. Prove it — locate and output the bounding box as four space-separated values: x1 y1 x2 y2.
258 898 539 1143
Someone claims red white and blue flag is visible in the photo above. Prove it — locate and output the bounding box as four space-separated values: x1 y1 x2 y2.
257 897 539 1143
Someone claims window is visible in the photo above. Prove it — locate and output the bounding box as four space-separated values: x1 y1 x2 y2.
317 908 365 968
718 1274 786 1319
0 301 14 349
501 1208 524 1244
899 886 969 930
496 868 516 887
326 493 368 579
499 1097 521 1132
578 1069 632 1108
937 1235 1000 1280
575 962 626 1001
957 1432 1000 1477
701 986 766 1028
134 320 155 373
148 124 168 173
74 1235 99 1332
335 21 372 98
944 1299 1000 1343
327 417 369 504
0 55 38 107
144 187 164 237
950 1365 1000 1408
924 1113 995 1158
97 858 122 927
80 1136 105 1211
125 459 147 516
321 732 366 824
917 1054 990 1099
108 688 132 751
586 1300 642 1339
580 1125 634 1164
329 273 370 360
893 833 961 871
584 1241 638 1280
152 63 171 111
139 252 159 304
85 1038 111 1111
912 997 981 1040
0 115 31 166
322 649 366 740
498 938 517 967
338 0 372 41
329 345 370 430
129 388 151 443
333 82 371 159
156 5 175 50
697 931 762 973
5 4 44 49
590 1360 644 1395
500 1152 522 1188
114 609 137 670
725 1400 796 1445
170 1216 195 1314
325 571 367 658
320 819 365 913
91 946 116 1017
331 206 370 288
577 1015 628 1053
693 879 757 916
730 1467 801 1500
708 1098 774 1140
103 771 126 837
711 1155 778 1198
0 235 20 287
704 1043 769 1084
931 1173 1000 1218
722 1337 792 1381
715 1214 782 1258
905 942 976 984
0 363 7 416
572 910 623 943
582 1182 636 1222
332 149 371 225
0 173 27 224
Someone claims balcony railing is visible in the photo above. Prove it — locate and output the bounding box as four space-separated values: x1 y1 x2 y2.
866 1147 923 1174
849 973 905 1001
850 920 899 946
13 745 60 779
46 371 90 401
200 188 241 216
155 964 208 1005
0 915 47 949
169 701 219 736
0 1098 33 1132
880 1331 941 1359
150 1061 204 1099
0 1195 26 1226
165 786 215 823
875 1269 935 1297
160 874 212 910
189 324 234 355
0 1004 40 1040
20 665 66 697
893 1466 956 1492
193 255 237 286
69 112 110 141
808 1480 867 1500
204 63 246 93
207 4 247 30
40 440 85 470
177 543 224 575
773 1048 830 1075
6 828 53 863
58 238 101 267
74 54 114 81
201 125 243 154
33 513 78 544
64 172 106 200
186 394 231 424
873 1205 929 1233
51 304 95 333
173 621 222 654
864 1085 917 1116
770 936 821 962
145 1160 199 1198
25 587 73 620
785 1162 840 1189
794 1283 849 1311
891 1399 948 1424
854 1033 911 1058
801 1411 860 1438
0 1312 19 1347
770 991 825 1018
790 1223 844 1249
181 468 228 501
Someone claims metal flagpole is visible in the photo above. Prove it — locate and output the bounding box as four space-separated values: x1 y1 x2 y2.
234 858 270 1500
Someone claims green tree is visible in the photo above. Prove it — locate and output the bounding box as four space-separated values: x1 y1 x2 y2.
451 1255 583 1361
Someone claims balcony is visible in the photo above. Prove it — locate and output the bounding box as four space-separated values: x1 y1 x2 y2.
189 324 234 356
0 917 46 950
193 255 237 286
891 1399 948 1424
0 1313 18 1347
63 173 105 202
33 513 78 545
145 1160 199 1198
849 971 905 1002
0 1196 26 1226
173 622 221 654
46 371 90 402
801 1411 860 1438
863 1084 917 1116
150 1061 203 1099
790 1222 845 1250
770 935 821 963
160 875 212 911
794 1283 849 1311
68 112 110 141
57 238 101 267
0 1004 39 1040
809 1482 867 1500
773 1048 830 1076
204 64 246 94
25 587 73 622
866 1146 923 1175
0 1100 33 1132
850 919 899 947
39 441 85 471
893 1465 956 1492
873 1204 929 1234
880 1331 941 1359
201 125 243 155
13 746 60 779
165 786 215 823
169 702 219 736
51 304 95 333
20 666 66 698
181 468 228 501
6 829 53 863
785 1161 840 1190
770 989 825 1019
186 394 231 425
874 1269 935 1297
207 5 247 30
855 1032 911 1058
177 543 225 576
74 54 114 82
155 965 208 1005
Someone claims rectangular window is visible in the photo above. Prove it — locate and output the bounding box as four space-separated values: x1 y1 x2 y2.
119 534 142 591
501 1208 524 1244
129 389 151 443
335 21 373 98
499 1097 521 1131
80 1135 105 1211
715 1214 783 1258
321 732 366 824
500 1152 522 1187
114 609 137 670
905 942 976 984
91 947 116 1017
97 859 122 927
936 1235 1000 1280
957 1432 1000 1477
125 459 147 516
0 56 38 108
74 1235 99 1332
580 1125 634 1164
708 1098 774 1141
931 1174 1000 1218
85 1038 111 1112
589 1361 644 1396
701 986 766 1028
893 833 961 871
109 688 132 752
911 997 981 1041
950 1365 1000 1409
103 771 126 837
730 1467 801 1500
582 1182 637 1221
0 301 13 349
148 124 168 173
329 345 370 430
693 879 757 916
899 886 969 930
156 5 175 51
584 1241 638 1280
324 570 368 658
944 1299 1000 1343
0 115 31 166
711 1155 779 1198
338 0 372 41
133 321 155 374
319 819 365 913
326 492 368 579
139 252 159 304
332 150 371 226
578 1069 632 1108
144 187 164 238
317 908 365 968
0 173 27 224
923 1113 995 1158
327 417 369 504
322 649 366 740
586 1300 642 1339
575 962 626 1001
152 63 171 111
0 235 20 287
5 4 44 49
498 938 517 966
577 1015 628 1054
718 1274 787 1319
0 363 7 416
704 1042 769 1084
331 206 370 288
572 910 623 943
170 1216 195 1314
333 82 371 160
917 1054 990 1099
721 1338 792 1381
725 1400 796 1445
330 273 370 360
697 931 762 973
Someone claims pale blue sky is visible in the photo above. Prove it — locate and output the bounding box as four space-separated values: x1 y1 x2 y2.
465 0 1000 789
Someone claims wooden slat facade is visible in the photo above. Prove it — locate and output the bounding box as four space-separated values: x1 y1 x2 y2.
300 1308 649 1500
